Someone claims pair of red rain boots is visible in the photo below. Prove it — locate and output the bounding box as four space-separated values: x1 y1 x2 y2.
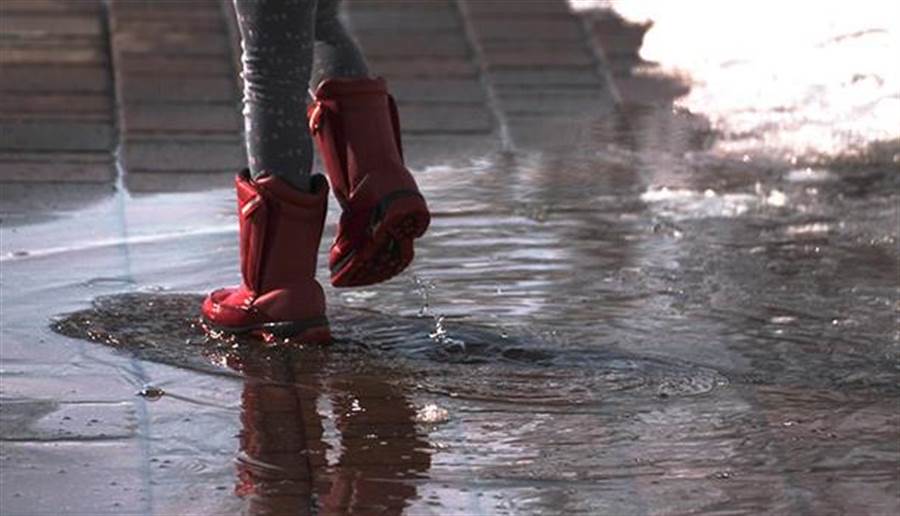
201 78 430 342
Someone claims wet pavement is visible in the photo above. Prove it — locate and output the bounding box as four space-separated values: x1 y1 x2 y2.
2 1 899 515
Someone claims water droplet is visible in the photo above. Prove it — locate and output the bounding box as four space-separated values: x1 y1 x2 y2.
137 386 165 401
770 316 796 324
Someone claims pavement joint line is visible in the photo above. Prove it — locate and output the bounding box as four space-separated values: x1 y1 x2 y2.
453 0 510 152
577 8 624 107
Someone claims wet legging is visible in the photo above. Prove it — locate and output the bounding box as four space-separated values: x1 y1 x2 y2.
233 0 369 191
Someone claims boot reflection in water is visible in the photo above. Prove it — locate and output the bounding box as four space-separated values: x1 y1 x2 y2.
202 0 430 340
230 347 430 514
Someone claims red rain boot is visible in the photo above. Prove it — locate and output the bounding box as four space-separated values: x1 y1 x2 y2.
202 170 331 342
308 77 430 287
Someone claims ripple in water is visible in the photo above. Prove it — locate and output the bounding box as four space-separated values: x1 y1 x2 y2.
52 293 730 404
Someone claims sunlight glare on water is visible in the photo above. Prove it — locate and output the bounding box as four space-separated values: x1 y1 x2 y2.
572 0 900 159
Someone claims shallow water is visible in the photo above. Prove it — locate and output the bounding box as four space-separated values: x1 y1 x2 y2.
3 6 900 515
3 128 897 513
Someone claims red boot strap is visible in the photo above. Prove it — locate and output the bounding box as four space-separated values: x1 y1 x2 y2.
237 184 268 299
308 100 351 198
240 193 263 305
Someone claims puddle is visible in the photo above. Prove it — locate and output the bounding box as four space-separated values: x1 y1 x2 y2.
52 293 731 403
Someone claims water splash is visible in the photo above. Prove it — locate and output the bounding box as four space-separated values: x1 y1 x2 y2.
415 403 450 424
413 275 466 352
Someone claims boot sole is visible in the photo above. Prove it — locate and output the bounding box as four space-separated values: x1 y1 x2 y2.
202 316 331 343
331 191 430 287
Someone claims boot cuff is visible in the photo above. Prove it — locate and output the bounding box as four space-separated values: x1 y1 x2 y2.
257 173 329 207
236 169 329 207
312 77 387 99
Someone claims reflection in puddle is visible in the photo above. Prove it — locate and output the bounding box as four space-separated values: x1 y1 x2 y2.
233 348 429 515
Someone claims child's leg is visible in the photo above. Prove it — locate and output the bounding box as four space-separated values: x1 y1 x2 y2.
306 0 430 288
312 0 369 86
233 0 316 192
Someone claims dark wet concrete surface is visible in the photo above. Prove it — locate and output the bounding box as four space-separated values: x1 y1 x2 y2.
2 1 899 515
3 130 898 513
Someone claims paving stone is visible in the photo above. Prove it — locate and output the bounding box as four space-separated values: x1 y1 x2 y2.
490 69 604 88
117 53 235 77
0 0 103 15
124 103 241 134
125 170 235 194
112 0 220 12
0 441 150 515
472 19 584 40
0 14 104 37
0 157 114 183
399 105 493 134
506 113 616 149
0 47 107 65
498 91 616 116
109 0 222 20
112 29 230 56
0 121 113 152
353 33 470 58
126 132 242 145
0 182 116 221
391 79 486 104
347 0 453 9
110 16 226 33
0 370 135 402
0 94 111 121
480 37 590 52
108 1 226 35
367 57 479 79
483 50 595 69
463 0 572 16
348 10 461 32
0 65 110 94
124 140 245 173
118 75 236 104
380 134 500 169
0 151 111 165
1 400 138 441
0 35 103 51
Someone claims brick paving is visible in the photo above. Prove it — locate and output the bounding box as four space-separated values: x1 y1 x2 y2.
107 0 244 192
0 0 115 183
1 0 622 191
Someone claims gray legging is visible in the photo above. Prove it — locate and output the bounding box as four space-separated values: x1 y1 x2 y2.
233 0 369 191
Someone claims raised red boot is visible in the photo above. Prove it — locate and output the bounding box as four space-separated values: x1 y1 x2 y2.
308 77 430 287
202 170 331 342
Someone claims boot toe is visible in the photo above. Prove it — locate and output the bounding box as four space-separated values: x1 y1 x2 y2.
202 286 253 328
